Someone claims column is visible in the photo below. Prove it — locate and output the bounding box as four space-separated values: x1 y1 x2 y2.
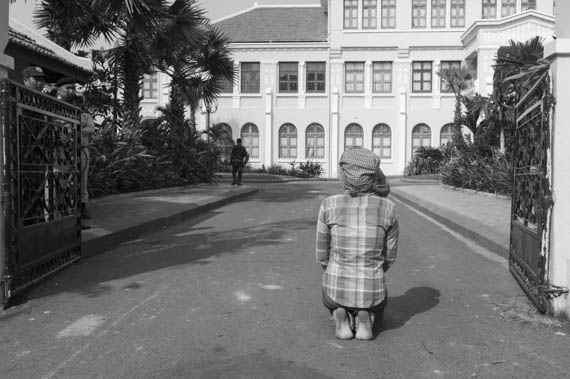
233 61 240 109
0 1 14 79
264 87 273 167
433 60 441 110
298 61 306 109
365 60 372 109
330 87 340 178
398 87 408 173
544 0 570 317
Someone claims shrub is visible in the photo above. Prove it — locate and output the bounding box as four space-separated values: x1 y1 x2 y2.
289 160 324 178
404 146 445 176
440 148 512 195
89 114 220 198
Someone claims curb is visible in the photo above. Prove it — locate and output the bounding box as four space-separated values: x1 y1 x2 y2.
390 190 509 258
441 184 511 200
81 188 259 258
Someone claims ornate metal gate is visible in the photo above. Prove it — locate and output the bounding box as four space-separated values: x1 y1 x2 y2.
1 79 82 304
509 73 555 313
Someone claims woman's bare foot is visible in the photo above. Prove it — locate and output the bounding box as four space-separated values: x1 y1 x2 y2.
332 308 354 340
355 310 374 340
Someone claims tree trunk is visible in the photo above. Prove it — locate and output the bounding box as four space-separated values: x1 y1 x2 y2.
121 27 145 130
500 128 505 154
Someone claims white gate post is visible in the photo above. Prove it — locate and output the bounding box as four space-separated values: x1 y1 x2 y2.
544 1 570 317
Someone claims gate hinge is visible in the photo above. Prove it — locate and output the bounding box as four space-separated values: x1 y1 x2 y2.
539 284 569 299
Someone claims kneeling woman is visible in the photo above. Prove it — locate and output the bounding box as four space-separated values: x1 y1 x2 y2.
316 147 399 340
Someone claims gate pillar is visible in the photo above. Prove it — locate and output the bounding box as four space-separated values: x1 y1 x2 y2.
544 1 570 317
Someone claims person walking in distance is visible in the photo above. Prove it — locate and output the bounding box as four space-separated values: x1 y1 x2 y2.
316 146 399 340
230 138 249 186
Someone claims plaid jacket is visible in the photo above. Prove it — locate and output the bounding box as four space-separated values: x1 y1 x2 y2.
316 193 399 308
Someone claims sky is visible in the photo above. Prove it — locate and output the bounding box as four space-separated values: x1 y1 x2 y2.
9 0 320 43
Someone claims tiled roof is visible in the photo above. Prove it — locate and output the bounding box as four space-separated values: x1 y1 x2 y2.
214 6 328 43
8 26 92 73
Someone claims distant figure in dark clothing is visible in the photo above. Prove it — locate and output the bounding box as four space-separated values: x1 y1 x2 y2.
230 138 249 186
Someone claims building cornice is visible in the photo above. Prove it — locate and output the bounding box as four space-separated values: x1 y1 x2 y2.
229 42 330 52
461 10 555 46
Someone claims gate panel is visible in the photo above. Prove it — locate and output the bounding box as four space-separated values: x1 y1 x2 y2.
1 79 82 302
509 73 552 313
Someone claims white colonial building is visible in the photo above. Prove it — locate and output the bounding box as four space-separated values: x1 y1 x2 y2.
140 0 555 177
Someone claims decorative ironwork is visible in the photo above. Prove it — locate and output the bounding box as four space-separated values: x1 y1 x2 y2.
1 79 81 303
509 73 552 313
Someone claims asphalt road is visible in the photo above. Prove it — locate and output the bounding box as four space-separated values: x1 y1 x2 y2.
1 181 570 379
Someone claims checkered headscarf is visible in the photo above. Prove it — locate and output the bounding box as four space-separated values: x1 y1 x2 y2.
339 147 381 196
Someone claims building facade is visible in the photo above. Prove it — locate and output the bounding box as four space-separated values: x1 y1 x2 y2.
140 0 555 177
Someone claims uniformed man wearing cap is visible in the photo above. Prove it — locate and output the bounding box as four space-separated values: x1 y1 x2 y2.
22 66 47 92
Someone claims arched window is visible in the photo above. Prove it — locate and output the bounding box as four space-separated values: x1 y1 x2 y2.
344 123 363 151
241 123 259 158
372 123 392 159
306 123 325 158
218 123 233 140
279 123 297 158
412 123 431 153
215 123 234 160
440 123 454 146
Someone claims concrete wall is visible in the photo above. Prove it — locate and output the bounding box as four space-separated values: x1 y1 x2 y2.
545 0 570 317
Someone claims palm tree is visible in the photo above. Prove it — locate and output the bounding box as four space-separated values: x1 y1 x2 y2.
437 64 473 151
32 0 231 131
491 36 548 155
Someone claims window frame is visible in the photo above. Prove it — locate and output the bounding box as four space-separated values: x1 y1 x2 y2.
501 0 516 17
381 0 396 29
482 0 497 19
412 123 432 152
372 123 392 159
440 123 454 146
344 0 359 29
431 0 446 28
240 62 260 94
279 62 299 94
440 61 462 93
372 61 392 93
241 123 260 158
345 62 365 94
306 62 326 93
142 72 158 100
521 0 536 11
344 123 364 151
450 0 466 27
362 0 378 29
278 123 298 159
306 123 325 159
412 61 433 93
412 0 427 29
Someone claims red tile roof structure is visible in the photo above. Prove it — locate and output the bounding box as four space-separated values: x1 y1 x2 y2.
214 5 328 43
8 27 92 74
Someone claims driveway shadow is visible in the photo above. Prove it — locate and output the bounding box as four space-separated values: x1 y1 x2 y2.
15 213 318 303
378 286 440 334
